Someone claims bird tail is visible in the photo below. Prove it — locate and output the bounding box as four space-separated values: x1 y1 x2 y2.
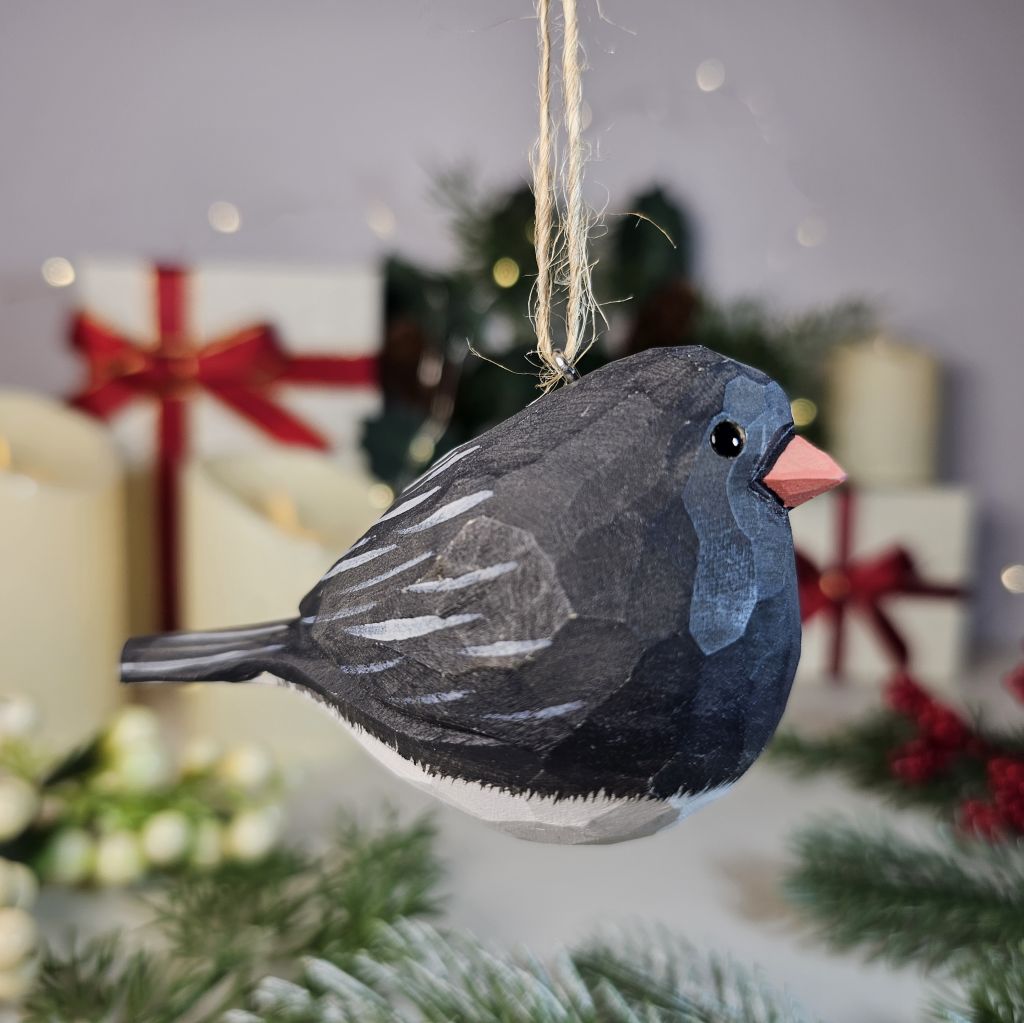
120 619 300 684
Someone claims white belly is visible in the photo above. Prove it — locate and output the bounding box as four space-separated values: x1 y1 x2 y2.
350 724 731 845
271 674 731 844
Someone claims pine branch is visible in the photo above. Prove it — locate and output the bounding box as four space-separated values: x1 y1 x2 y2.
28 814 813 1023
235 919 818 1023
304 812 444 963
770 714 989 812
931 949 1024 1023
25 813 444 1023
784 818 1024 969
24 933 219 1023
574 927 811 1023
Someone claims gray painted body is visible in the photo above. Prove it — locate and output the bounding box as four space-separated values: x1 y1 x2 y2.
124 347 802 811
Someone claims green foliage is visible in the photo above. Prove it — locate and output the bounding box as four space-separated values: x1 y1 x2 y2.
932 949 1024 1023
784 820 1024 970
25 814 814 1023
770 706 1024 822
28 935 210 1023
0 705 287 883
367 174 872 485
606 187 695 305
232 919 817 1023
22 815 443 1023
769 711 991 812
303 812 444 962
777 685 1024 1020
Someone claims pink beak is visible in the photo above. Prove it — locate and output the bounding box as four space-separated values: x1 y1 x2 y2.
762 435 846 508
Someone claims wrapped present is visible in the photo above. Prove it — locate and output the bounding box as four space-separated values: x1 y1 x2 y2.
69 260 381 631
790 487 973 690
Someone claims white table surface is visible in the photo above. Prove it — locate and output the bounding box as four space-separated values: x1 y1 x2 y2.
32 661 1022 1023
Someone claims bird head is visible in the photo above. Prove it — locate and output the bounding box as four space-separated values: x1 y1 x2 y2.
653 347 845 518
643 346 846 656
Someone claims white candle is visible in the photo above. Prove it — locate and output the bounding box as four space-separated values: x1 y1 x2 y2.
180 450 385 762
0 393 126 748
826 335 940 487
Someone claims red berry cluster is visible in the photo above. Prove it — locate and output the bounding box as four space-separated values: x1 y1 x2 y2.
959 757 1024 841
882 661 1024 841
885 672 974 783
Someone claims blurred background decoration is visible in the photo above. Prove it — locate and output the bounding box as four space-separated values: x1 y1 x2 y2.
0 395 125 752
0 694 285 1002
1 1 1023 1018
367 176 875 487
773 653 1024 1021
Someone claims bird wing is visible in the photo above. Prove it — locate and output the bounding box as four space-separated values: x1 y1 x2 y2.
291 377 653 790
303 507 575 693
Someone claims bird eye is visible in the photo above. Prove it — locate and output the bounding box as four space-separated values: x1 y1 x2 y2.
709 420 746 458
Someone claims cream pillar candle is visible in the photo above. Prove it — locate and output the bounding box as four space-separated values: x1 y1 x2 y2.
180 450 385 761
0 393 126 748
826 335 941 486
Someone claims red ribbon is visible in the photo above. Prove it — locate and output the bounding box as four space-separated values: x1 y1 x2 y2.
796 488 964 678
69 264 378 629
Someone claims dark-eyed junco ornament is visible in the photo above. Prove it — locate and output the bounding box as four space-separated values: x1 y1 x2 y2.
123 347 844 844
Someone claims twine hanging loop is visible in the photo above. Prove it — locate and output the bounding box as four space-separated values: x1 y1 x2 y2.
532 0 595 389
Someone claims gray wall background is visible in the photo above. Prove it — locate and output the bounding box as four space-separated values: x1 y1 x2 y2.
1 0 1021 647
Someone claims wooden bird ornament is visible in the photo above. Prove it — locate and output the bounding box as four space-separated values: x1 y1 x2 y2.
122 347 845 844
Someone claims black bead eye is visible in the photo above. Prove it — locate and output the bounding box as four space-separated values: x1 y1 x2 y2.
709 420 746 458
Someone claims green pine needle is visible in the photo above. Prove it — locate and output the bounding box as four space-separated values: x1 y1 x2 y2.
769 714 990 813
237 920 817 1023
24 813 817 1023
931 949 1024 1023
23 813 443 1023
785 818 1024 969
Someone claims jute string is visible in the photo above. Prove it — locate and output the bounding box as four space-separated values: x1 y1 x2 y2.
532 0 595 389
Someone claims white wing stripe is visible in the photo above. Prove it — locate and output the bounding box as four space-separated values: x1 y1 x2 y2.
376 486 440 523
322 544 396 580
404 561 517 593
337 658 404 675
398 491 493 535
405 444 480 494
399 690 469 705
422 444 480 480
340 552 433 594
484 700 584 722
461 639 552 657
301 601 377 625
346 614 482 641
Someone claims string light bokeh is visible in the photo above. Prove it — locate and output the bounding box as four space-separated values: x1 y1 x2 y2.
1001 564 1024 595
208 201 242 234
40 258 75 288
695 59 725 93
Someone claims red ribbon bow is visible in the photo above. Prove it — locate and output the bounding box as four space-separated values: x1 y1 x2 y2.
796 488 965 678
69 264 378 629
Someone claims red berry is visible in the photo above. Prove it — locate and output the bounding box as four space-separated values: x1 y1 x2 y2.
890 739 949 784
917 705 969 749
1005 662 1024 703
885 672 932 717
960 799 1005 840
989 757 1024 790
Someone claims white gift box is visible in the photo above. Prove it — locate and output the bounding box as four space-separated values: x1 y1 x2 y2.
74 259 382 468
72 258 382 630
790 486 974 691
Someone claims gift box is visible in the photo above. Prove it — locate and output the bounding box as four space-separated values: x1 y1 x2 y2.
790 486 974 691
70 259 382 631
